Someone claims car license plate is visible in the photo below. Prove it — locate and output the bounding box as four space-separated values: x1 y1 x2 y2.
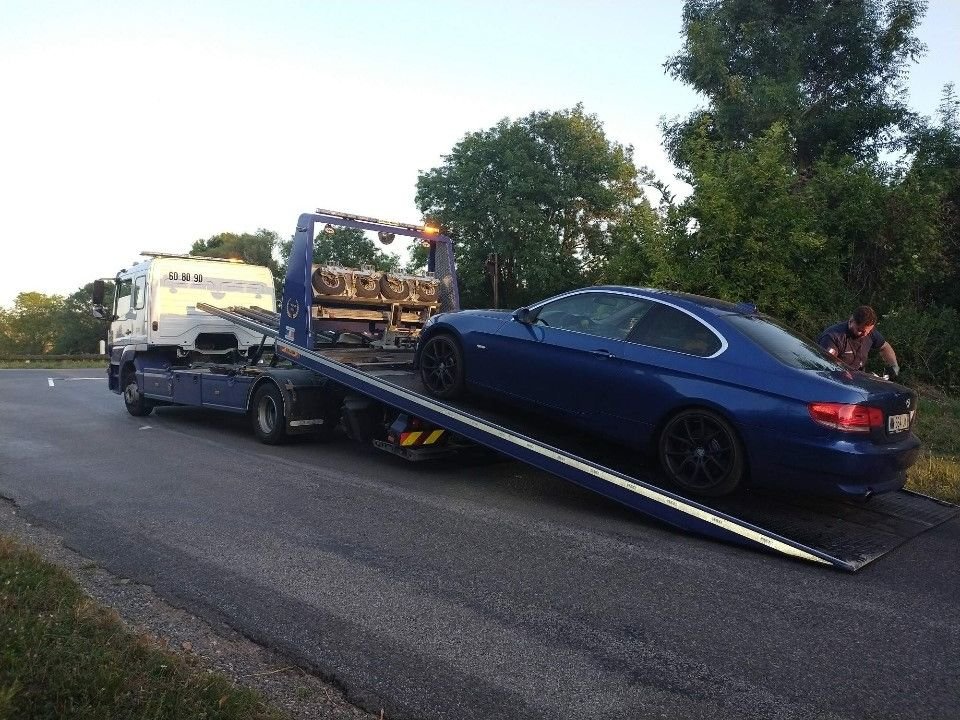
888 413 910 432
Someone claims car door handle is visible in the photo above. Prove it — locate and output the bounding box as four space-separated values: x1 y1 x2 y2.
590 349 615 358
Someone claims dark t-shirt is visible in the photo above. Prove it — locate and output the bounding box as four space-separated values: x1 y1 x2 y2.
817 321 886 371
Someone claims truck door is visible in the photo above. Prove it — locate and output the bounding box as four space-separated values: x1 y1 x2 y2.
129 274 148 344
111 277 134 346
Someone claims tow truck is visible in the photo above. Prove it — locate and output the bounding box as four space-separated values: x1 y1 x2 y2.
95 209 958 571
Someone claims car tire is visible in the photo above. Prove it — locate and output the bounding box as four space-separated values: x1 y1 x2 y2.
419 334 465 399
658 408 744 497
122 370 153 417
251 383 287 444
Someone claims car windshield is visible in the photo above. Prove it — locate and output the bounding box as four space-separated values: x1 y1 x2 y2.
725 314 842 371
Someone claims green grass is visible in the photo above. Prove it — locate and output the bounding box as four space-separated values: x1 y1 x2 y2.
0 361 107 369
906 385 960 504
0 536 286 720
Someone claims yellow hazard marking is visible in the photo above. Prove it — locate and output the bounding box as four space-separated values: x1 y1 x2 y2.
423 429 445 445
400 431 422 446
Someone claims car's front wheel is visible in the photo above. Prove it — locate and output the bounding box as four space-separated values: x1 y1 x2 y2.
419 334 465 399
658 408 744 497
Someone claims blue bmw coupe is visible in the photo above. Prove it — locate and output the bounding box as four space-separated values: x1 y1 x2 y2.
415 286 920 498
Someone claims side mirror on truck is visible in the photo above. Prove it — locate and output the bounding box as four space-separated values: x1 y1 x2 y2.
91 280 108 320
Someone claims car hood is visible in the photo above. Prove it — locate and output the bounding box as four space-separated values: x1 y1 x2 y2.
450 309 515 321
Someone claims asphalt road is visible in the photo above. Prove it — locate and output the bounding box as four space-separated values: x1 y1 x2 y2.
1 368 958 720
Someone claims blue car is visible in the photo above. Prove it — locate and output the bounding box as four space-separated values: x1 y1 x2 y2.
415 286 920 498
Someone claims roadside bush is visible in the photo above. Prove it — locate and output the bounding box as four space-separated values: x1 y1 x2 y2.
880 305 960 390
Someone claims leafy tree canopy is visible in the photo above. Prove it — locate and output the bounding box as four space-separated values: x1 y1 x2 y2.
191 229 283 291
280 227 401 272
664 0 927 170
0 292 66 354
416 104 642 308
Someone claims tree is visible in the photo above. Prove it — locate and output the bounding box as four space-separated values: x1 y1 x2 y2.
279 226 401 272
191 230 283 292
54 282 115 354
416 105 642 308
1 292 65 354
664 0 926 172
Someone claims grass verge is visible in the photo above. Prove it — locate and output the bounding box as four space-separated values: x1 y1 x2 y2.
0 361 106 369
0 535 286 720
906 385 960 504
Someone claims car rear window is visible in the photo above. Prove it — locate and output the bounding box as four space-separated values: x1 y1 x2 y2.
726 314 841 370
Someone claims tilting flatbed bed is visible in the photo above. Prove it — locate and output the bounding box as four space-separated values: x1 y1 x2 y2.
198 300 958 571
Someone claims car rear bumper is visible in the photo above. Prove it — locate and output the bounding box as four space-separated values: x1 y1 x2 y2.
749 431 921 498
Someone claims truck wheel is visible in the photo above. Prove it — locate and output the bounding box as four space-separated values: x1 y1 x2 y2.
419 334 465 399
123 371 153 417
251 383 286 444
380 274 410 300
658 408 743 497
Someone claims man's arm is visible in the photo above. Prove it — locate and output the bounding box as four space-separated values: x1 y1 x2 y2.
878 342 899 376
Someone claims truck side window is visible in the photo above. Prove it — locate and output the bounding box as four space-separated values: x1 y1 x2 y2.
115 278 132 317
133 276 146 310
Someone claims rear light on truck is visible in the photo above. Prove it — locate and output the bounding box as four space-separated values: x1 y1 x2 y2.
808 402 884 433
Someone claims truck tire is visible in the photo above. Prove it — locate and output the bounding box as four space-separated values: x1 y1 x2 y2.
122 370 153 417
312 268 347 296
353 273 380 299
380 274 410 300
251 383 286 444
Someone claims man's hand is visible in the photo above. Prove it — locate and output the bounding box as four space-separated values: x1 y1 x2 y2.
888 363 900 378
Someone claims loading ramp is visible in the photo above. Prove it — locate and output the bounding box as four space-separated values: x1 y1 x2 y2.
198 303 958 572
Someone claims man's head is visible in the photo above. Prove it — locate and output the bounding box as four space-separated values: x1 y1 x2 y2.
847 305 878 338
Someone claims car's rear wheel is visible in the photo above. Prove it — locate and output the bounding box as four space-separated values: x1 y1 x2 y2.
658 408 744 496
419 334 465 399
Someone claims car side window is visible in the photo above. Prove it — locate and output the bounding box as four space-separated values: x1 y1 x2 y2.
628 303 722 356
536 293 654 340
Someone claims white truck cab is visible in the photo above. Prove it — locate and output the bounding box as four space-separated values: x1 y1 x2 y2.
97 252 276 357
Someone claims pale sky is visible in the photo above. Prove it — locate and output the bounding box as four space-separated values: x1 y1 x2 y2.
1 1 957 306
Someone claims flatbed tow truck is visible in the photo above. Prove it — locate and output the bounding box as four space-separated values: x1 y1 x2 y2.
100 209 958 572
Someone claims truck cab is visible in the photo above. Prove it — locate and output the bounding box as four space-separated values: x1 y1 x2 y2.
101 253 276 357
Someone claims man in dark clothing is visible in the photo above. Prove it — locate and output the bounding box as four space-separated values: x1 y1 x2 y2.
818 305 900 376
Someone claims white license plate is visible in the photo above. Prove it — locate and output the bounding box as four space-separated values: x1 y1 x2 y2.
888 413 910 432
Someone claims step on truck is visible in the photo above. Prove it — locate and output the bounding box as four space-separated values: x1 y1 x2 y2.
95 209 958 571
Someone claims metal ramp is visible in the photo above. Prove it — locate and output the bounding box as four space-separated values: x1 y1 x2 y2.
198 303 958 572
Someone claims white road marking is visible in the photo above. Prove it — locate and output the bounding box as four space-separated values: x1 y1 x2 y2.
139 426 153 430
46 377 104 386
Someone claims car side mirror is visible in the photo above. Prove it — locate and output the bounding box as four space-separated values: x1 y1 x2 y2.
92 279 105 305
513 307 533 324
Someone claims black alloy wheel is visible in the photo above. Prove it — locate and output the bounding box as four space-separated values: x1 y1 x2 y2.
419 334 465 399
658 408 744 497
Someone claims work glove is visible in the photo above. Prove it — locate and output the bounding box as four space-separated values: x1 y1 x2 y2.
888 363 900 379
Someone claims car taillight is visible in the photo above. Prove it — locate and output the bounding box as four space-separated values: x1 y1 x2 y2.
808 402 884 433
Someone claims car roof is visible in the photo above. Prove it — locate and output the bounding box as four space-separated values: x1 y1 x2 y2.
589 286 754 316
